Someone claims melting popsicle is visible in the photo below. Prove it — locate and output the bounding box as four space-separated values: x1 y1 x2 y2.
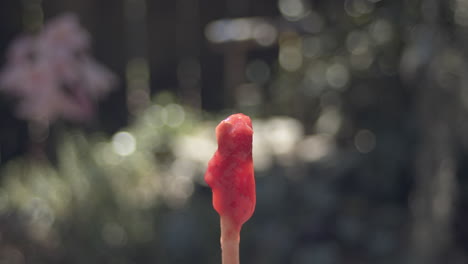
205 113 256 264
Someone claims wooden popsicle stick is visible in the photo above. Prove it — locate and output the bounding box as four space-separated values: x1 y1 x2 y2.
220 216 240 264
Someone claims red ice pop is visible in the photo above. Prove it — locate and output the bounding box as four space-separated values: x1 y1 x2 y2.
205 113 255 264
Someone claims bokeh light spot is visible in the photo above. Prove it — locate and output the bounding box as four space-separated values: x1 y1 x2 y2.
163 104 185 128
253 22 277 46
344 0 375 17
205 20 229 43
296 134 335 162
370 19 394 44
112 132 136 156
354 129 376 153
279 46 303 72
316 107 342 135
264 117 304 157
346 30 370 55
326 63 350 90
278 0 308 21
144 104 165 128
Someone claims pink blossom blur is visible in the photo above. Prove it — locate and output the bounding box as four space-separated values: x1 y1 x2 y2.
0 13 117 123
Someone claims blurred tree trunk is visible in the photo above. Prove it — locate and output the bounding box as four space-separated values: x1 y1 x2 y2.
124 0 150 115
409 1 459 260
176 0 202 110
410 83 457 264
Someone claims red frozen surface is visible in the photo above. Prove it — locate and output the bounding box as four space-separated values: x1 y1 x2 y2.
205 113 256 231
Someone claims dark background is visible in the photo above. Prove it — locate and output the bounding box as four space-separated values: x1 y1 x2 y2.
0 0 467 263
